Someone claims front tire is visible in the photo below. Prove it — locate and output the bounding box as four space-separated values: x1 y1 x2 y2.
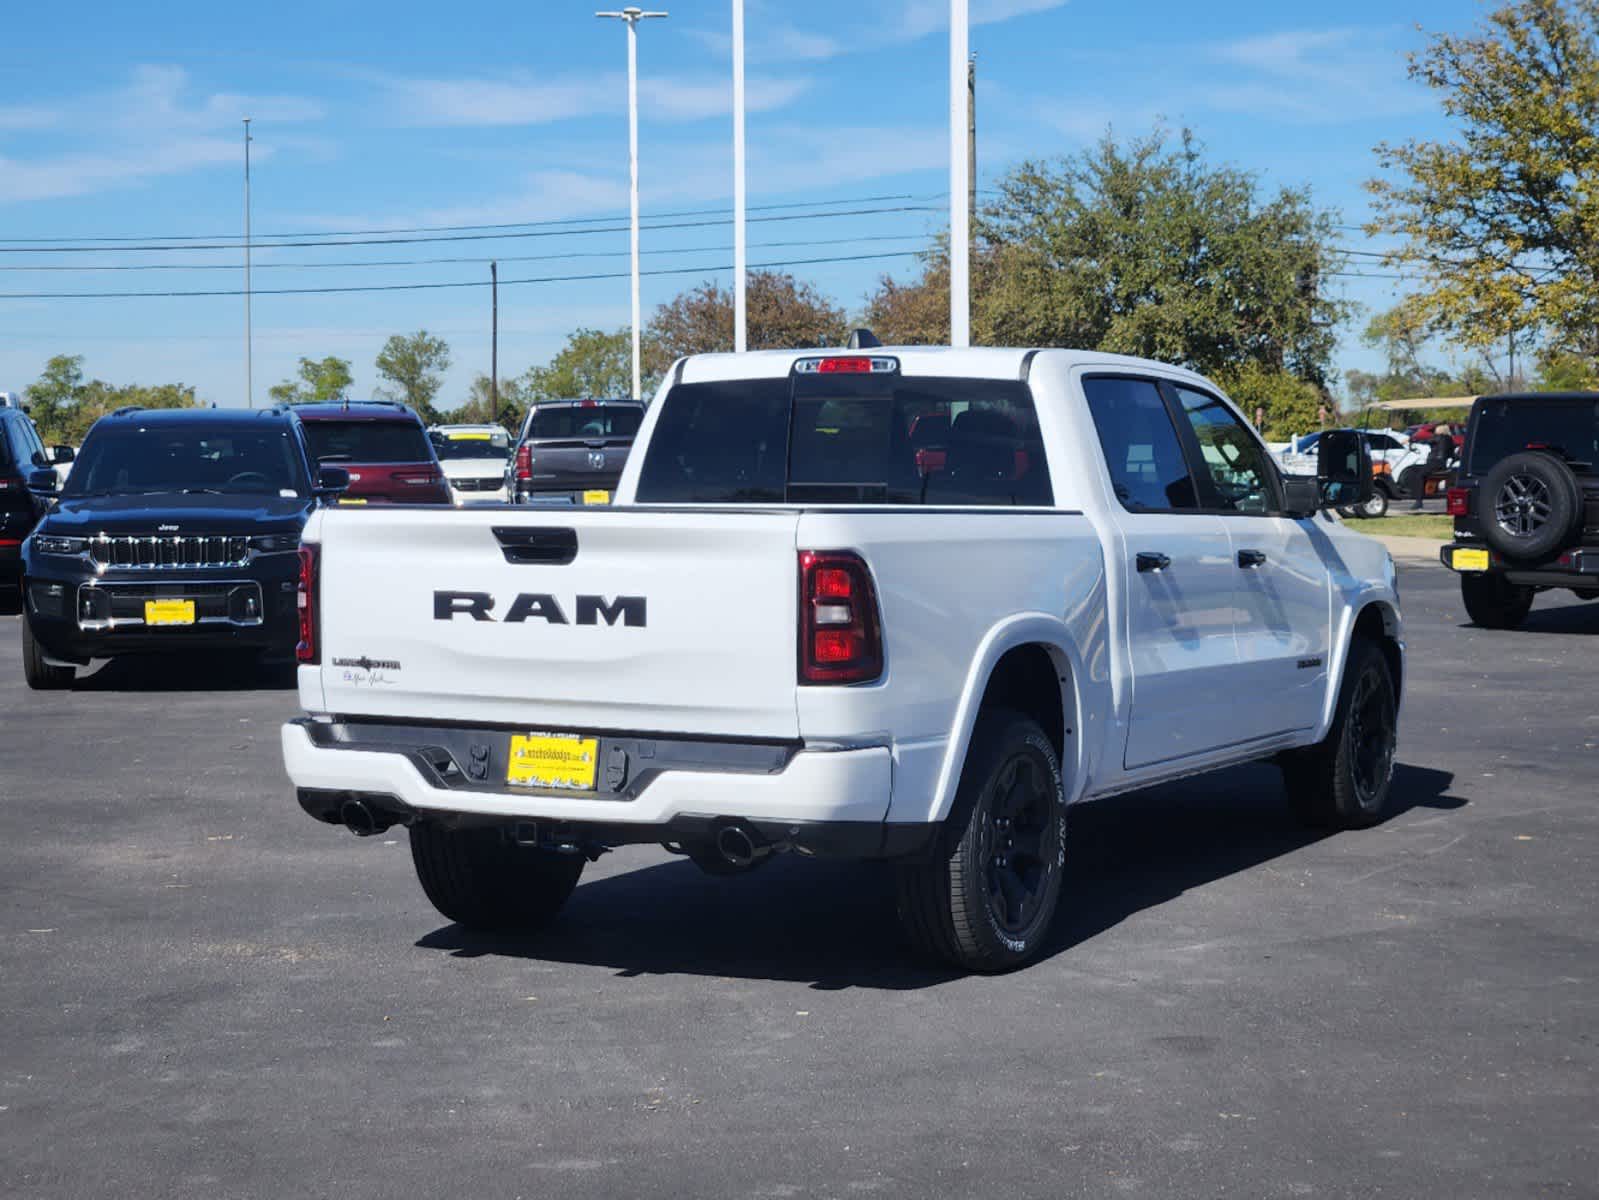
409 824 583 932
1460 573 1534 629
21 613 74 691
896 710 1066 972
1281 639 1398 830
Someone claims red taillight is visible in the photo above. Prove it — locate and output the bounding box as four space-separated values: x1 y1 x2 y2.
1447 487 1470 517
296 544 319 664
799 550 882 685
515 444 532 481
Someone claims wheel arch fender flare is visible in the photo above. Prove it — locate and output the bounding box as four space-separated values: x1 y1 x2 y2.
924 614 1103 827
1318 594 1404 739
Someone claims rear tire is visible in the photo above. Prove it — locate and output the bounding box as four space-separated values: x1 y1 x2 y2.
1281 639 1398 830
409 824 583 932
896 710 1066 972
1353 489 1389 519
1460 573 1534 629
1478 451 1583 561
21 613 74 691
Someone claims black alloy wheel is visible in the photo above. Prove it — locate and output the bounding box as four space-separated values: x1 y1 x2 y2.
977 753 1060 936
1344 659 1397 818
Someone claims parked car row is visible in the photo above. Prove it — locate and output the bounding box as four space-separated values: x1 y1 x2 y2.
11 395 645 688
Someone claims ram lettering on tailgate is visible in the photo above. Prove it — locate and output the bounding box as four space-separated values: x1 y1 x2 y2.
433 591 646 627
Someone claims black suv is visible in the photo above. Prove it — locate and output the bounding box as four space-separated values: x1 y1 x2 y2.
508 399 643 505
1440 392 1599 627
1 404 72 602
18 406 346 688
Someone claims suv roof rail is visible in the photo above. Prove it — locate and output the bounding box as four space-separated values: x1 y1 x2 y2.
110 405 143 417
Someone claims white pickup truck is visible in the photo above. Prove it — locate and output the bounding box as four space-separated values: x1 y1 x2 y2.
282 347 1404 971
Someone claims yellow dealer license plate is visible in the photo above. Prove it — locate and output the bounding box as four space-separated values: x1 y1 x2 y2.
338 497 368 506
506 732 598 791
144 599 195 626
1452 548 1490 572
582 489 611 506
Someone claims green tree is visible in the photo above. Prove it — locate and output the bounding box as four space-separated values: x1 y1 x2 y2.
522 328 633 402
375 331 451 421
867 130 1349 382
23 354 85 438
441 373 528 431
645 270 849 378
269 356 354 405
1367 0 1599 375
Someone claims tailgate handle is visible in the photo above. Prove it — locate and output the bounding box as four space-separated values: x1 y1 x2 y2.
492 526 578 565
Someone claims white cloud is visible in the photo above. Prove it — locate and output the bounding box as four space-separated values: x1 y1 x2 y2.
380 71 811 128
1202 26 1432 122
0 66 324 203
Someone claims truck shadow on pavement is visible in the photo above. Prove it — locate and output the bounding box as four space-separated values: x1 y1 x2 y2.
71 652 298 692
417 761 1465 990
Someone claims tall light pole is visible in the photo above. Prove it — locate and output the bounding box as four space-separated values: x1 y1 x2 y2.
243 117 254 408
948 0 970 348
597 6 668 400
732 0 747 352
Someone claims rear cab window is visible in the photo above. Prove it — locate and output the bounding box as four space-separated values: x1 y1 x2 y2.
635 366 1053 506
302 420 432 465
527 406 642 441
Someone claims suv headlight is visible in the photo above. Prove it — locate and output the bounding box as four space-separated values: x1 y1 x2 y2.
248 533 302 554
31 534 87 556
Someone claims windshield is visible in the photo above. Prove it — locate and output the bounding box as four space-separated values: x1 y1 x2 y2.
527 406 642 440
302 419 432 465
64 426 308 497
430 429 511 460
1470 398 1599 474
635 374 1053 506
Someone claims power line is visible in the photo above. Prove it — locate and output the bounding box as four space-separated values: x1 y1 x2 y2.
0 248 928 301
0 192 947 248
0 233 933 273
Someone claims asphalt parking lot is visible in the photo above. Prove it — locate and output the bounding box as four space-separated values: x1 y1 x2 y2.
1 560 1595 1199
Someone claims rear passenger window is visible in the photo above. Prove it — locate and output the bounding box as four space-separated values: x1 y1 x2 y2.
1082 377 1199 511
636 373 1053 506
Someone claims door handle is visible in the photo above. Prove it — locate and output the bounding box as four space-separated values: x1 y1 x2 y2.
1237 549 1267 569
1136 552 1171 573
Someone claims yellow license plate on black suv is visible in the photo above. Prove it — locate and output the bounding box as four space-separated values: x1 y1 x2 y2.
1450 548 1490 572
506 732 598 790
144 599 195 626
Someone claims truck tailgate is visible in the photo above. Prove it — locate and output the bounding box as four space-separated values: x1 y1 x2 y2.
312 508 803 738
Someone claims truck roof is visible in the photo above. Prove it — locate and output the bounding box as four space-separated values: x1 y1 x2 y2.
675 346 1216 386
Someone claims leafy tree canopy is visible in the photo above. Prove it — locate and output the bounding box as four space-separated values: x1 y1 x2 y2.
23 354 201 444
522 327 633 403
645 270 849 378
375 331 451 422
268 356 354 406
1367 0 1599 373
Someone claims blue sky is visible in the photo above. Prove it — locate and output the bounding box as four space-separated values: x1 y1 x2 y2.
0 0 1485 408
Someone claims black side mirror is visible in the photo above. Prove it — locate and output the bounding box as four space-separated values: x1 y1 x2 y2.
1316 429 1373 509
26 467 58 494
52 445 75 464
315 465 351 497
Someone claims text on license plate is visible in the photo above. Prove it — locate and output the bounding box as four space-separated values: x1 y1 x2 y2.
144 599 196 626
582 490 611 505
506 732 598 790
1452 548 1490 571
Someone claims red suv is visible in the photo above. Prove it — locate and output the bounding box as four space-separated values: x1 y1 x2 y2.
294 402 450 505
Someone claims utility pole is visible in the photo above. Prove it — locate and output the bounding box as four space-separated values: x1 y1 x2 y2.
967 53 976 229
733 0 747 352
597 7 669 400
243 118 253 409
948 0 970 348
490 260 499 418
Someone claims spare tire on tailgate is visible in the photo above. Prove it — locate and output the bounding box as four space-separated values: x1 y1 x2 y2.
1479 451 1584 561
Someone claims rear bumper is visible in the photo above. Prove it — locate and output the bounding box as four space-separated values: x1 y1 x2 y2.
281 720 928 859
1441 542 1599 588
